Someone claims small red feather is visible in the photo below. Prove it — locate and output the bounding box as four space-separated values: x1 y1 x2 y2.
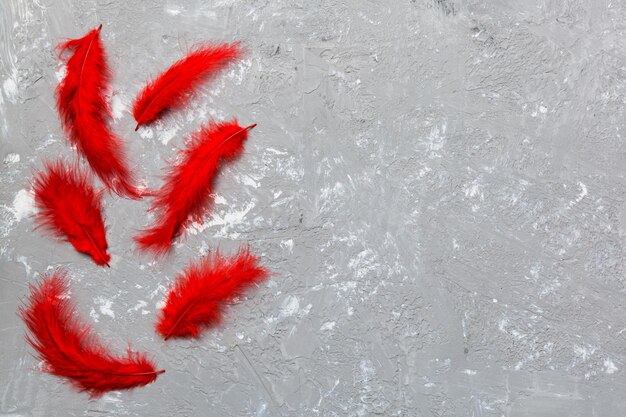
135 120 255 255
32 161 111 266
156 248 269 339
132 42 242 130
19 271 165 396
56 25 141 199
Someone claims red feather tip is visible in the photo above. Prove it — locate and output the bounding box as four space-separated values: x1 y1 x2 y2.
135 120 255 255
56 24 142 199
156 247 269 340
32 161 111 266
19 271 164 396
132 42 242 130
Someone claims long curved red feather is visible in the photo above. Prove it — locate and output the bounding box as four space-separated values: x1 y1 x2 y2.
19 271 165 396
56 25 141 199
132 42 242 130
156 248 269 340
135 120 255 255
32 161 111 266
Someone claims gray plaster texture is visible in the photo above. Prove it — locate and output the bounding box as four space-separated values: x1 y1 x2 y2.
0 0 625 416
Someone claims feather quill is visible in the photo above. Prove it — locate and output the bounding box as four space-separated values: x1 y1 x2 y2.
32 161 111 266
132 42 242 130
135 120 255 255
19 271 164 396
56 25 141 198
156 248 269 339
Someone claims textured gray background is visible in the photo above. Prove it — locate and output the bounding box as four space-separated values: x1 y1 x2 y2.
1 0 625 416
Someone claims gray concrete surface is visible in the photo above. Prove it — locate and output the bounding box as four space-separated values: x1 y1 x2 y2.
1 0 625 416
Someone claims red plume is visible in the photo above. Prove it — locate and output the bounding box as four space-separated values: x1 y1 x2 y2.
156 248 269 339
56 25 141 199
132 42 242 130
135 120 255 255
32 161 111 266
19 270 165 396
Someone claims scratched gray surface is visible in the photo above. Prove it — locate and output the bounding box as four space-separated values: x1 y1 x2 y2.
1 0 625 416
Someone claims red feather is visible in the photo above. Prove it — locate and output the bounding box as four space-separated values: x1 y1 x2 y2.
156 248 269 339
132 42 242 130
32 161 111 267
135 120 255 255
56 25 141 199
19 271 165 396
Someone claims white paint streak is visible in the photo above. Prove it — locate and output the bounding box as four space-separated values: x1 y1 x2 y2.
236 173 261 188
140 128 154 139
280 295 299 318
3 75 18 101
320 321 336 331
110 95 126 120
187 201 255 237
348 248 378 278
128 300 148 313
11 189 35 222
17 256 31 276
280 239 294 253
94 297 115 319
89 307 100 323
604 358 618 374
164 4 182 15
576 181 587 202
574 345 596 362
156 125 180 145
55 66 66 82
3 153 20 164
214 194 227 205
498 317 508 332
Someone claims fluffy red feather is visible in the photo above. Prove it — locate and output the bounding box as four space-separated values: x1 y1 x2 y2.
135 120 255 255
156 248 269 339
132 42 242 130
56 25 141 199
19 271 164 396
32 161 111 266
